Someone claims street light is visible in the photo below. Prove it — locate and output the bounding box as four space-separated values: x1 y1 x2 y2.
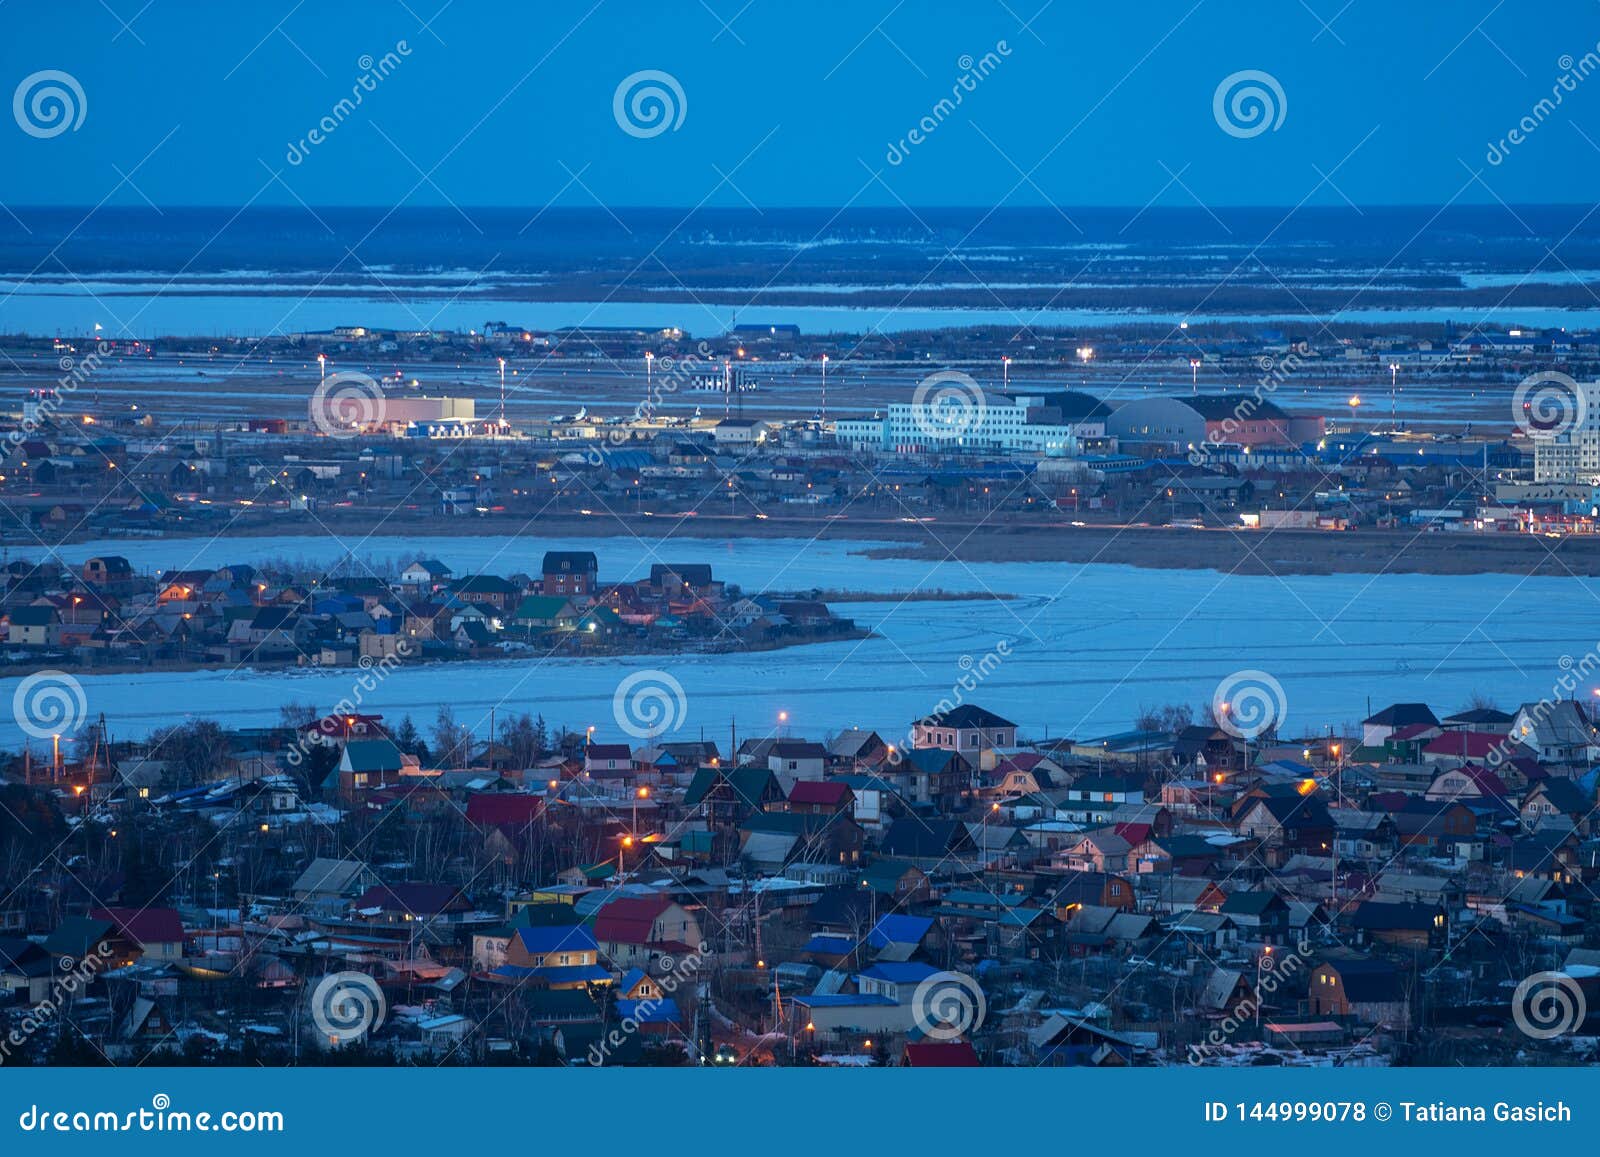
1256 945 1274 1027
498 357 507 427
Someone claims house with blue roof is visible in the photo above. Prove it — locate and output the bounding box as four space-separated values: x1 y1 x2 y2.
785 991 908 1047
856 961 940 1003
865 913 935 960
489 923 611 988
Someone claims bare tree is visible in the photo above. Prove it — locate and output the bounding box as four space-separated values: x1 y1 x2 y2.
431 706 473 769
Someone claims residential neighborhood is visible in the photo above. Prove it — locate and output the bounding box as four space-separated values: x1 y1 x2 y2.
0 551 862 674
4 685 1600 1066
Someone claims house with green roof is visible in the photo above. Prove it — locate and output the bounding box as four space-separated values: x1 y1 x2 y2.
513 595 577 633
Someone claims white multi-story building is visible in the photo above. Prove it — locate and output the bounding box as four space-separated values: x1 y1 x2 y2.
834 389 1106 457
1531 379 1600 483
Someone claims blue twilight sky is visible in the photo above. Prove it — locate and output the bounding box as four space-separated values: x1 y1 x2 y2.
3 0 1600 208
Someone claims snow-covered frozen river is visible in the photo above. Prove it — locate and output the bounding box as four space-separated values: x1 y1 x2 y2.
1 533 1593 748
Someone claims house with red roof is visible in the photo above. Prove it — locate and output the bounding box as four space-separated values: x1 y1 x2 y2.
902 1040 981 1066
981 752 1063 798
1424 764 1508 803
592 896 704 970
90 906 186 963
465 793 544 829
785 779 853 816
1421 731 1524 766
